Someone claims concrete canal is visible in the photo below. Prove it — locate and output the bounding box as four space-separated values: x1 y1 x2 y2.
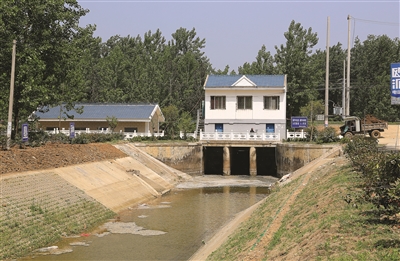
19 176 276 261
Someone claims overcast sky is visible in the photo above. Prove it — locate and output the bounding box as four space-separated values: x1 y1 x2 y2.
78 0 400 71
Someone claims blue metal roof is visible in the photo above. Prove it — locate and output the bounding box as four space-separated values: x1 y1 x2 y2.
34 103 160 121
204 75 285 88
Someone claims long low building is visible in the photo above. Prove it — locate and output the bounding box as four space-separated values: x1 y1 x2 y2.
32 103 165 136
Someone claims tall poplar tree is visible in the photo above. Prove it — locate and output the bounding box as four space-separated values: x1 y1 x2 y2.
350 35 400 121
274 20 321 119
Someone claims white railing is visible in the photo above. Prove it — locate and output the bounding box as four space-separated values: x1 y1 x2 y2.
180 131 197 139
198 130 280 141
45 128 164 140
286 129 308 139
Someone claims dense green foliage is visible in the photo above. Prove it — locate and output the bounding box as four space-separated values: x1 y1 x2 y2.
1 1 399 142
344 136 400 214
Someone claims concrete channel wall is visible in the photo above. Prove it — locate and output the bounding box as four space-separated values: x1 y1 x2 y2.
276 143 340 177
135 142 340 177
136 143 203 175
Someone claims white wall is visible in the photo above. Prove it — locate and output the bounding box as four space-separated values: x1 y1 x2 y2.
204 89 286 121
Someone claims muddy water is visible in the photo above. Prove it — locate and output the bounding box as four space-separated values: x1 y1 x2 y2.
21 176 276 261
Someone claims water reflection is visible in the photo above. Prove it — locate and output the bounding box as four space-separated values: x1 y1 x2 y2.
20 185 271 261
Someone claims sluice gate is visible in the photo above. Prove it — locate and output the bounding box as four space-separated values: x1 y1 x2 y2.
137 143 338 178
203 145 277 177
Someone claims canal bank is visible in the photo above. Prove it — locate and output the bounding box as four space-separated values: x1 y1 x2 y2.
0 144 192 260
1 142 341 260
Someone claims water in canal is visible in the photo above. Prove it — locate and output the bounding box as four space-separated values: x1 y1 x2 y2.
20 176 275 261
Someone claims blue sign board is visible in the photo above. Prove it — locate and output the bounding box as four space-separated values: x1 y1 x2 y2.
69 122 75 138
391 63 400 105
21 123 28 142
291 117 308 128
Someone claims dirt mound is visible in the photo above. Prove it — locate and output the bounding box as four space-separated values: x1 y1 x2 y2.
363 114 387 124
0 143 127 175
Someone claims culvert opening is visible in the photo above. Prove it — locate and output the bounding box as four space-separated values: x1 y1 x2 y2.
230 147 250 175
256 147 277 176
203 146 223 175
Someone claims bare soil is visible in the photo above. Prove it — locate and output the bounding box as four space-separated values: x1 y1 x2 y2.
0 143 127 175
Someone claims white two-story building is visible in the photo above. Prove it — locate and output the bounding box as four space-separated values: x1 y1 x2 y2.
202 74 287 141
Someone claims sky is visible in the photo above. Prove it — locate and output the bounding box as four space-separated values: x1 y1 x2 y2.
78 0 400 71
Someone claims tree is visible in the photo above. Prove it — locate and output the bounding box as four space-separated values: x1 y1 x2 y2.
177 111 195 138
162 105 180 139
167 28 211 116
300 99 325 119
0 0 94 139
313 43 347 114
238 45 275 75
274 20 321 119
350 35 400 121
106 116 118 133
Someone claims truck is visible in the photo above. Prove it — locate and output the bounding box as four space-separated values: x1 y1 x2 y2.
340 116 388 139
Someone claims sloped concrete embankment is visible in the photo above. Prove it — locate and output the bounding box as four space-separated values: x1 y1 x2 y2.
0 144 191 259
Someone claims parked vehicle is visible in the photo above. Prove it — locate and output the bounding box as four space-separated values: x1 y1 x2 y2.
340 116 388 138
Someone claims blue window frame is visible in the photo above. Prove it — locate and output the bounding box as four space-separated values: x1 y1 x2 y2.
266 124 275 133
215 124 224 132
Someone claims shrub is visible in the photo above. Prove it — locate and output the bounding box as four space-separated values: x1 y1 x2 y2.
343 136 400 215
314 127 339 144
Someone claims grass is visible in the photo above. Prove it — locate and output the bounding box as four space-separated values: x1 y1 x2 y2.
207 157 400 261
0 175 116 260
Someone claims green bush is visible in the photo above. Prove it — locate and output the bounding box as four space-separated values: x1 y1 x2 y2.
71 133 124 144
343 136 400 214
315 127 340 144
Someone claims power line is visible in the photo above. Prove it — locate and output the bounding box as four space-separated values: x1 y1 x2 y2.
352 17 400 26
351 16 400 48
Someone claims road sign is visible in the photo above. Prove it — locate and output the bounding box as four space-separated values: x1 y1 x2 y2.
391 63 400 105
21 123 28 142
291 117 308 128
69 122 75 138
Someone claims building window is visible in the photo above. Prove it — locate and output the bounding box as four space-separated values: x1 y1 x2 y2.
237 96 252 110
215 124 223 132
266 124 275 133
210 96 226 110
124 127 138 132
264 96 280 110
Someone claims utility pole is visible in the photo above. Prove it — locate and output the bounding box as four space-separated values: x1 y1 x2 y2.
7 40 16 150
324 16 330 127
346 15 351 116
342 60 346 118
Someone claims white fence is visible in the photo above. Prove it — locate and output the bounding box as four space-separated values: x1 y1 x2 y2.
286 129 308 139
189 130 280 141
182 129 308 141
45 128 306 141
46 128 164 140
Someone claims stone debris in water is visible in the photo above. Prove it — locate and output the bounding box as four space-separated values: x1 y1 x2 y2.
137 204 170 209
102 221 167 236
36 246 58 252
35 246 73 255
138 215 148 218
69 241 90 246
95 231 111 237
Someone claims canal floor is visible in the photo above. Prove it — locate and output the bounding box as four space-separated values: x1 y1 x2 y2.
20 175 278 261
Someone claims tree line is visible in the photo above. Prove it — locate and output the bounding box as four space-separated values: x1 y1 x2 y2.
1 0 399 139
